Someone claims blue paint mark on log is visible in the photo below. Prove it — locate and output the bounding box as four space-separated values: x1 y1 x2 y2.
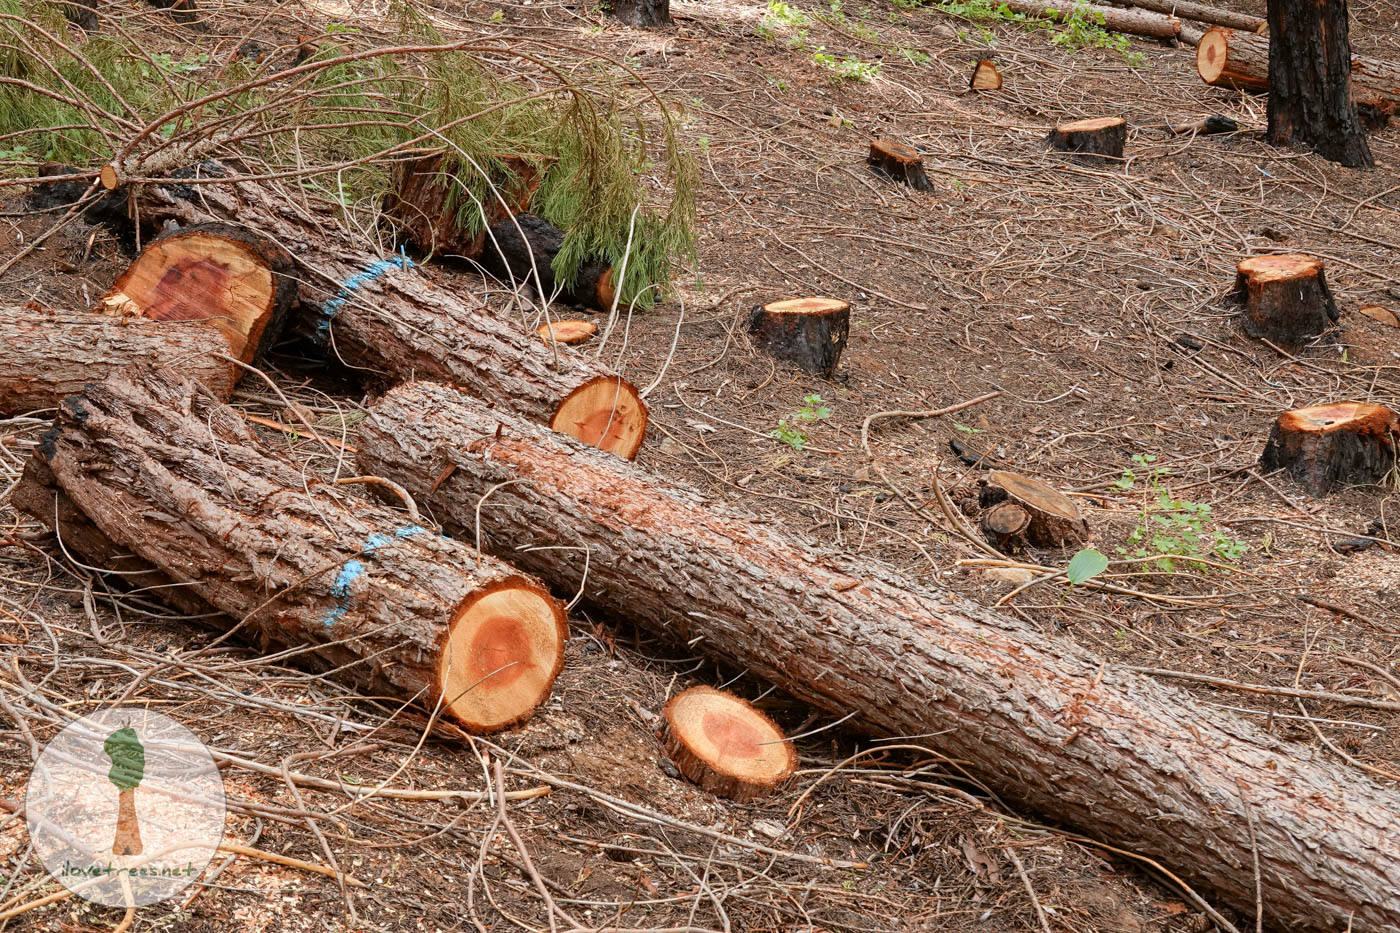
314 252 415 344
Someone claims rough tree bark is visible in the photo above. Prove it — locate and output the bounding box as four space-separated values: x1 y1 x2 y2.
746 298 850 377
1266 0 1374 167
1117 0 1264 31
867 139 933 191
1047 118 1127 160
1230 254 1340 350
42 369 568 733
611 0 670 27
358 380 1400 933
477 213 617 312
0 305 237 415
383 152 543 258
1000 0 1181 39
1259 402 1399 496
52 165 647 459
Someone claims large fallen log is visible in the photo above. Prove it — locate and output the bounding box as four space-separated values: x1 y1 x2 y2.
999 0 1182 41
0 305 237 415
1115 0 1263 32
34 165 648 459
1196 27 1400 111
41 368 569 733
358 380 1400 933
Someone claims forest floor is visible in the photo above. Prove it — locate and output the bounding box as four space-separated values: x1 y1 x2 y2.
1 0 1399 930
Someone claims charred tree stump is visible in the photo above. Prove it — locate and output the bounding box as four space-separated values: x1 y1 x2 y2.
867 139 933 191
612 0 671 26
99 223 296 364
357 380 1400 932
50 166 648 459
968 60 1002 91
980 501 1031 551
537 320 597 345
478 213 617 312
978 470 1089 548
747 298 850 377
1047 118 1127 160
1230 254 1340 350
1266 0 1373 167
383 152 543 258
663 686 797 801
0 305 238 415
42 368 568 733
1260 403 1399 496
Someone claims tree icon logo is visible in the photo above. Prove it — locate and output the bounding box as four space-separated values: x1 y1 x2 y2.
25 708 225 908
103 727 145 856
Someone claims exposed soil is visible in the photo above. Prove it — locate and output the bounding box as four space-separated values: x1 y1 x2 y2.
1 0 1398 931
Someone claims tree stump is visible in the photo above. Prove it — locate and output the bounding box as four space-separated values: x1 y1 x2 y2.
479 213 616 312
978 470 1089 548
612 0 671 26
980 501 1031 551
969 60 1002 91
1230 254 1340 350
1047 118 1127 160
1259 402 1399 496
867 139 933 191
747 298 850 377
43 368 569 733
99 222 296 364
537 320 598 345
662 687 797 802
384 152 544 258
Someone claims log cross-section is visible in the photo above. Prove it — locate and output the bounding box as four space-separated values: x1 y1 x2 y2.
40 368 568 733
663 686 797 802
968 60 1003 91
357 381 1400 932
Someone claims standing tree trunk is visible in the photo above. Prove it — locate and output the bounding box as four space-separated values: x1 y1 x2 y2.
1266 0 1374 167
358 380 1400 933
612 0 670 26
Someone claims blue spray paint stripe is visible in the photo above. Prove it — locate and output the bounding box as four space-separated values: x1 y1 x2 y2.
323 525 428 627
314 252 415 343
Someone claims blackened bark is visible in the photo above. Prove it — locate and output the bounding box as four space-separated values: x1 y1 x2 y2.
612 0 670 26
1266 0 1374 167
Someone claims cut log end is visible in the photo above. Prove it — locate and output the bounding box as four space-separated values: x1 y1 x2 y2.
1358 305 1399 327
99 163 120 191
663 686 797 802
981 501 1031 550
537 319 598 345
1232 254 1338 350
979 470 1088 548
747 298 851 377
101 223 297 364
867 138 933 192
439 580 568 732
551 375 648 460
1260 403 1399 497
969 60 1003 91
1047 118 1127 160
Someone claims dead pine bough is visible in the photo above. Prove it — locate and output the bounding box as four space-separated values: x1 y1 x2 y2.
358 380 1400 932
32 368 568 733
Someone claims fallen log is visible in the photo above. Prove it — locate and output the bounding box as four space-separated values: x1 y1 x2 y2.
50 166 647 459
999 0 1181 40
1196 27 1400 111
358 380 1400 932
383 152 543 258
1114 0 1263 32
98 222 297 364
477 213 617 313
663 686 797 802
0 305 238 415
1230 254 1339 350
1259 403 1399 497
42 368 569 733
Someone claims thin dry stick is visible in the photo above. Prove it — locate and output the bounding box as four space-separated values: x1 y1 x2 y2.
1235 779 1264 933
1004 845 1052 933
859 391 1003 457
1125 667 1400 713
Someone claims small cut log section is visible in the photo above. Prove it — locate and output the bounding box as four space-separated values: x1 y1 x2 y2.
357 380 1400 933
978 470 1089 548
1196 26 1400 113
40 368 568 733
1230 254 1339 349
1260 403 1399 496
663 686 797 802
747 298 850 377
968 60 1002 91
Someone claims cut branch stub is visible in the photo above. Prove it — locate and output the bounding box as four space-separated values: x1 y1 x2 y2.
384 152 544 258
867 138 933 191
978 470 1088 548
550 375 649 460
1230 254 1339 350
479 213 616 312
981 501 1031 551
969 60 1003 91
747 298 851 377
100 222 296 364
1259 403 1399 497
1047 118 1126 160
537 319 598 345
663 686 797 802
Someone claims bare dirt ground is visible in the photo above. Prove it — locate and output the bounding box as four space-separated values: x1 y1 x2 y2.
1 0 1399 930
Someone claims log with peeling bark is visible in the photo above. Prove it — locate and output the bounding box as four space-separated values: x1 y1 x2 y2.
1116 0 1263 31
867 139 933 191
1196 27 1400 112
663 686 797 802
979 470 1089 548
999 0 1181 40
0 305 238 415
42 368 569 733
1047 117 1127 159
357 380 1400 932
1230 254 1340 350
968 60 1002 91
98 222 297 364
43 165 647 459
1259 403 1399 497
383 152 544 259
747 298 850 377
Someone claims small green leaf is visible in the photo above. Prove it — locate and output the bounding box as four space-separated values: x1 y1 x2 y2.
1065 548 1108 585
